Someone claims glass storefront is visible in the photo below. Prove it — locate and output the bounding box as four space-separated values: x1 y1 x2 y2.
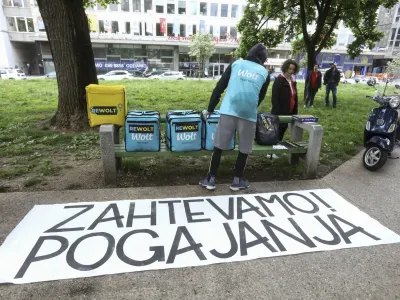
92 43 175 74
38 41 236 76
178 49 233 77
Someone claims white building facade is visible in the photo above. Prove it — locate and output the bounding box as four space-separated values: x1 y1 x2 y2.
0 0 387 77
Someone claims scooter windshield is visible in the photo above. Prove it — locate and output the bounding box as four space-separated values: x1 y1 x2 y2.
375 67 400 97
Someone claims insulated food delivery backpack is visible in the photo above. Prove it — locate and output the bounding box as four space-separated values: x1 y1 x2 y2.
125 110 161 152
166 110 202 152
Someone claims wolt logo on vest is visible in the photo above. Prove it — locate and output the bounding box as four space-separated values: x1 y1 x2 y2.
90 106 118 115
238 69 259 81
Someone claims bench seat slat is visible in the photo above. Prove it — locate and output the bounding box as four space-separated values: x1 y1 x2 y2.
114 142 307 158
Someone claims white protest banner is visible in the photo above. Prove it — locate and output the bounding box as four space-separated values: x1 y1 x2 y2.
0 189 399 284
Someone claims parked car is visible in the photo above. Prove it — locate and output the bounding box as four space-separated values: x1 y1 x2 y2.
148 71 186 80
44 71 56 79
130 71 145 78
0 68 26 80
143 69 169 78
359 76 380 85
344 78 357 84
390 78 400 89
97 70 134 80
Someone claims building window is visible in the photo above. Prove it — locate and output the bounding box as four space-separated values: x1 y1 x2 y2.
210 53 219 63
126 22 131 34
16 17 27 32
167 2 175 14
121 0 130 12
110 3 118 11
397 7 400 22
178 1 186 14
2 0 12 6
220 26 227 39
155 0 164 13
210 3 218 16
231 5 238 18
27 18 34 32
145 22 153 36
347 34 355 45
107 44 120 56
93 44 106 58
148 47 160 60
156 23 163 36
230 26 237 39
193 25 196 35
221 4 228 17
12 0 22 7
6 17 17 31
167 23 173 35
200 2 207 16
144 0 152 12
134 45 147 58
338 31 347 46
189 1 196 15
209 25 213 35
120 45 134 59
37 16 45 31
391 28 396 40
97 3 106 10
132 21 141 35
396 31 400 47
132 0 141 12
99 20 105 32
111 21 119 33
180 24 186 36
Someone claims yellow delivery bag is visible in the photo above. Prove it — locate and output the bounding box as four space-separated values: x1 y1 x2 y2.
86 84 127 127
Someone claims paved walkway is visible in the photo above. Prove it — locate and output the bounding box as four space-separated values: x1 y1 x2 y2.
0 148 399 300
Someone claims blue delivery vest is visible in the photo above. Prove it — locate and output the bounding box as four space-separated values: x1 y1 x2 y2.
219 60 268 122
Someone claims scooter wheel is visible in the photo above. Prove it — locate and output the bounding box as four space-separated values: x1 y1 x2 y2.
363 146 388 171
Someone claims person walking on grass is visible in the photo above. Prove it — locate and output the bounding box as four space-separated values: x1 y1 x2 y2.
323 63 341 108
199 43 270 191
304 64 322 108
271 59 299 141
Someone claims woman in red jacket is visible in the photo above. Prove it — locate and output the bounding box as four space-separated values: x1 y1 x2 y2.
304 64 322 108
271 59 300 140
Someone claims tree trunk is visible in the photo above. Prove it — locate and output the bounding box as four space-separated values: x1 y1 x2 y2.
307 46 317 72
38 0 92 131
71 0 99 99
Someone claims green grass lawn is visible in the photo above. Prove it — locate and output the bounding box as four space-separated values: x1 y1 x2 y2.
0 78 394 191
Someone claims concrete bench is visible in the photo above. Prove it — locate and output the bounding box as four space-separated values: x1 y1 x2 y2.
100 116 323 187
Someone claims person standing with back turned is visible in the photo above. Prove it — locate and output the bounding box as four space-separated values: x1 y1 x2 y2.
199 43 270 191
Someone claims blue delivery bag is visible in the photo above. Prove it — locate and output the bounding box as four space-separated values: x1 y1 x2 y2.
201 110 235 150
166 110 202 152
125 110 160 152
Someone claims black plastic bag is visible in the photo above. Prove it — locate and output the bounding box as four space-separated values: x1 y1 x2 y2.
255 113 280 145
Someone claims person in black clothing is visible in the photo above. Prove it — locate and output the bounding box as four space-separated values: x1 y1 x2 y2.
304 64 322 108
271 59 299 141
323 63 341 108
